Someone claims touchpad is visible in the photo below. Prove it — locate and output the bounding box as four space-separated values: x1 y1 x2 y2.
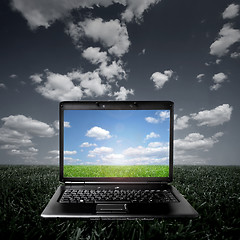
96 204 128 213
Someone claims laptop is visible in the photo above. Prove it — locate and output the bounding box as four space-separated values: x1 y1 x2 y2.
41 101 198 219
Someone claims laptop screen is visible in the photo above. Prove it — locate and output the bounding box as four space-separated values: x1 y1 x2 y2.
60 101 173 182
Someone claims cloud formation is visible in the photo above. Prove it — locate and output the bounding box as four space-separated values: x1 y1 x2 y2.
80 142 97 148
86 126 111 140
11 0 161 29
191 104 233 127
210 23 240 57
222 3 239 19
210 72 228 91
150 70 173 89
175 104 233 130
174 115 190 130
145 132 160 140
145 110 170 124
121 0 161 23
0 114 55 160
66 18 130 57
113 86 134 100
175 132 223 151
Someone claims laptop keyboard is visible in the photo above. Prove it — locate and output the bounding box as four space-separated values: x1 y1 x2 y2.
59 189 179 204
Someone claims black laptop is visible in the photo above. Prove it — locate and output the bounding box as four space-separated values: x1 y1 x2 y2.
41 101 198 219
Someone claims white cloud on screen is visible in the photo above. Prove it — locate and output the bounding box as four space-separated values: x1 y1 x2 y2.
145 110 170 124
64 150 77 155
80 142 97 148
145 132 160 140
86 126 112 140
88 146 113 157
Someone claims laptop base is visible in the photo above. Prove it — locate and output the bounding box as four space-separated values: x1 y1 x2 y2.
41 185 198 219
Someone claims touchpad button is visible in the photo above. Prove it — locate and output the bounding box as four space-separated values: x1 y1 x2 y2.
96 204 128 213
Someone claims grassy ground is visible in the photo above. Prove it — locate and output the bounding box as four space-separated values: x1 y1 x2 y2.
0 165 239 239
64 165 169 177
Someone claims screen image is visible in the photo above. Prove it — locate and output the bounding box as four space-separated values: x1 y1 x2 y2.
63 110 170 178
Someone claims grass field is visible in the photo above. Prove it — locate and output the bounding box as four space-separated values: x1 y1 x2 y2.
64 165 169 177
0 165 239 239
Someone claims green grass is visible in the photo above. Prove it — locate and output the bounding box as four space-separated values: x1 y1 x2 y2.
0 165 240 239
64 165 169 177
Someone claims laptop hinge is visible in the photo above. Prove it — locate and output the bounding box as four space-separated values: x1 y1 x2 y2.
65 181 85 185
64 181 168 185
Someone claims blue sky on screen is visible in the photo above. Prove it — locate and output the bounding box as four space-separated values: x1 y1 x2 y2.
64 110 170 165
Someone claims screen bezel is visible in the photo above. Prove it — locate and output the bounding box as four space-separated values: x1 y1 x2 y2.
59 101 174 183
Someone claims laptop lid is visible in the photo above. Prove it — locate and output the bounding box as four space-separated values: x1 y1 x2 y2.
59 101 174 183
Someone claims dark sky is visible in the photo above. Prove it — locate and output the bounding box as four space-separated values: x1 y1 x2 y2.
0 0 240 165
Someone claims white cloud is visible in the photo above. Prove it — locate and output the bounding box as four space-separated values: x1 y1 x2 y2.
150 70 173 89
113 86 134 100
123 145 168 158
30 73 43 84
0 83 6 89
11 0 160 29
86 126 111 140
80 71 110 97
9 147 39 160
174 104 233 130
67 18 130 57
191 104 233 127
2 115 55 137
159 111 170 121
0 128 33 147
48 150 58 155
145 132 160 140
222 3 239 19
32 70 112 101
174 132 223 151
10 74 17 79
231 52 240 59
88 146 113 157
148 142 163 148
145 110 169 124
53 120 71 130
11 0 114 29
101 153 125 164
35 71 83 101
82 47 108 64
0 114 55 161
174 115 190 130
196 74 205 82
99 61 126 80
210 23 240 57
121 0 161 23
145 116 159 124
210 72 228 91
80 142 97 148
64 150 77 155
